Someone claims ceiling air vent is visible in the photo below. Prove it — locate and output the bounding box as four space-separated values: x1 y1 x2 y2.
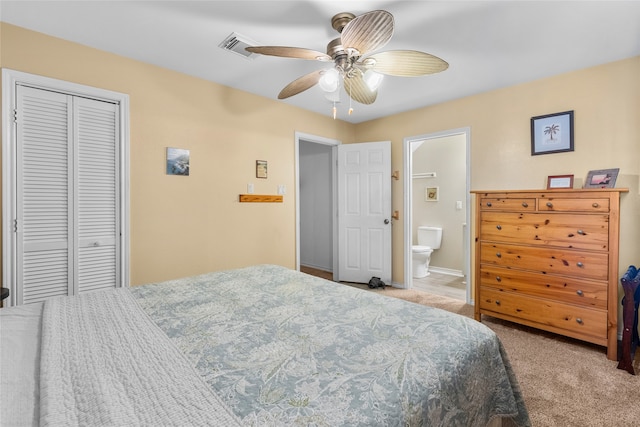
219 32 258 59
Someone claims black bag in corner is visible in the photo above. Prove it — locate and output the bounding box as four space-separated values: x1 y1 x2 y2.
368 277 386 289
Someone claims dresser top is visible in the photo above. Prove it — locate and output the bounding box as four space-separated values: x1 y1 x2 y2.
471 188 629 194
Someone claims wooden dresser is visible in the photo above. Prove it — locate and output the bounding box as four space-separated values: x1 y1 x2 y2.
472 189 627 360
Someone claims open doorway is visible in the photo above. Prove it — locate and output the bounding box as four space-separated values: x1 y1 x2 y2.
403 128 471 303
295 132 340 279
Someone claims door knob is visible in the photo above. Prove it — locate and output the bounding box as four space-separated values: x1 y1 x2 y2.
384 219 390 224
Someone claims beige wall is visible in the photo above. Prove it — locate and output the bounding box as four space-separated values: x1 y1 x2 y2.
2 23 639 293
412 134 467 272
354 56 640 289
0 23 355 285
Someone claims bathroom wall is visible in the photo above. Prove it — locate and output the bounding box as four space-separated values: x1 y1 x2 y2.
411 134 467 274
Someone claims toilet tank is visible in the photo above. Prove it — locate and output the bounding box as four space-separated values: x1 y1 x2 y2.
417 226 442 249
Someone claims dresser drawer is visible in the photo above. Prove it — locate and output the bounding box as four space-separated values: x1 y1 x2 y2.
479 196 536 211
537 197 610 212
479 265 607 309
480 242 609 280
479 287 607 340
479 212 609 251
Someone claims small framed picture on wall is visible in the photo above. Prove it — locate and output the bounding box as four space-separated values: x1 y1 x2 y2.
425 187 439 202
531 110 574 156
256 160 268 178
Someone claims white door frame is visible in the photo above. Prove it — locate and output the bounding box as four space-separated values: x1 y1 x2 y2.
2 69 131 305
403 128 472 302
294 132 340 278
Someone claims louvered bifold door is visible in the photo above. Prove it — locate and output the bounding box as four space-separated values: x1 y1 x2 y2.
16 86 74 304
15 85 120 304
74 97 120 294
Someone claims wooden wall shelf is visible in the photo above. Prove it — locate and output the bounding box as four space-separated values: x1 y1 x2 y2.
239 194 283 203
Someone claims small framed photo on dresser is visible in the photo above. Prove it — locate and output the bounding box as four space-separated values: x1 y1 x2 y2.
584 168 619 188
546 174 574 189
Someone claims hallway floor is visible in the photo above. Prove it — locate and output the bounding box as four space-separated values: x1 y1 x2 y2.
300 266 467 301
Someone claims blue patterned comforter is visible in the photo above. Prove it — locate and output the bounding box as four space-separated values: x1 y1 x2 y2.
131 264 530 426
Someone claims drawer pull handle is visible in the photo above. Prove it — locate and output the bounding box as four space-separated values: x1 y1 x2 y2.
496 276 502 282
495 300 501 306
576 290 584 296
496 225 502 230
576 318 583 325
486 202 493 207
546 202 553 208
577 262 584 268
577 229 585 235
592 203 599 208
522 202 528 208
496 252 502 258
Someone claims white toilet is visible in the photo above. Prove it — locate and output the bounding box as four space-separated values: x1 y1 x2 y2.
412 226 443 278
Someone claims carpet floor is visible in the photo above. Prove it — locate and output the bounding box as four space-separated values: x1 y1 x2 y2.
348 283 640 426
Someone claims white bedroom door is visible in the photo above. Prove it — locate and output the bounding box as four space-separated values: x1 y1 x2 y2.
12 84 122 304
336 141 392 285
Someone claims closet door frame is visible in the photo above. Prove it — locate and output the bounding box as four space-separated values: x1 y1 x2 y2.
2 69 130 306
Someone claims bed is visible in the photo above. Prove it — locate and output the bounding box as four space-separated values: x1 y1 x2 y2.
1 264 530 426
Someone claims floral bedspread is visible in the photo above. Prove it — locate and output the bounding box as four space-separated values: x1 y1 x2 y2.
131 264 530 426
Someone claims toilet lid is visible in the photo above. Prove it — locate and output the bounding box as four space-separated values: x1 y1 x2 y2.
412 245 432 252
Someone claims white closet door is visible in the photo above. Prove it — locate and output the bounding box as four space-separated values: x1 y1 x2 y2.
17 86 74 304
75 97 120 294
15 85 120 304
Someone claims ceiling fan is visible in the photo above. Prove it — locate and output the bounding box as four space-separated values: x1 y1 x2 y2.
246 10 449 110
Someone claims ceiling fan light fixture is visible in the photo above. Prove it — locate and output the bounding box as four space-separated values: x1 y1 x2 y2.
319 68 340 92
363 69 384 91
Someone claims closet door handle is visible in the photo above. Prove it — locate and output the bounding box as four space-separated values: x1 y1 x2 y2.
577 262 584 268
546 202 553 208
496 225 502 230
576 290 584 296
496 252 502 258
592 203 599 208
577 229 585 235
521 202 528 208
486 202 493 207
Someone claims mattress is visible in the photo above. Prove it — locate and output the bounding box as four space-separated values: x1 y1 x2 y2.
0 264 530 426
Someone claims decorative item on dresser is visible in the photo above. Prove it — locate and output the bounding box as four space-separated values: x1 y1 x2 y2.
472 188 628 361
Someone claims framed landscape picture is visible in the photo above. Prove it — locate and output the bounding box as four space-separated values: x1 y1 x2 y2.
166 148 190 176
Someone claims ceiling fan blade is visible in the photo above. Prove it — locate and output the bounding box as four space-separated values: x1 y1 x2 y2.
278 70 324 99
343 73 377 105
246 46 331 61
340 10 394 55
366 50 449 76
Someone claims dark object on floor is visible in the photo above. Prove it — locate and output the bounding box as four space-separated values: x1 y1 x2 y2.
617 265 640 375
1 287 9 308
368 277 386 289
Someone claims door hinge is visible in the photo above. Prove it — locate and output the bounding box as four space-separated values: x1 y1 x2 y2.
13 109 18 123
13 219 19 233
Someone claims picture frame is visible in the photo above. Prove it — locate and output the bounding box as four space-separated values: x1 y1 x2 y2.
531 110 574 156
166 147 190 176
584 168 619 189
425 186 439 202
256 160 268 179
546 174 574 189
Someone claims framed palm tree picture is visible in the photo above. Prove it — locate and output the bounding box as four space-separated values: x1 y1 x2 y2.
531 110 574 155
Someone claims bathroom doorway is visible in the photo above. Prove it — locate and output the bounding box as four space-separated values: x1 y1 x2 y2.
403 128 471 303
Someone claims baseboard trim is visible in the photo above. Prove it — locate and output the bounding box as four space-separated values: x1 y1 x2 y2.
428 266 464 277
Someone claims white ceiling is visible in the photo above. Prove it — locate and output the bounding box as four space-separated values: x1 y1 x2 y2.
2 1 640 123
